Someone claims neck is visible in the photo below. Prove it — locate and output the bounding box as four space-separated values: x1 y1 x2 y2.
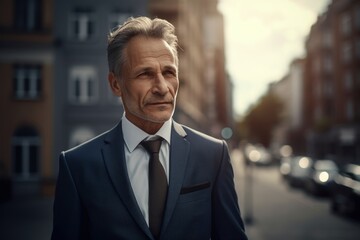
125 114 165 135
139 122 164 135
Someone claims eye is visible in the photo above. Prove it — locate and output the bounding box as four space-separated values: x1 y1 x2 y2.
163 69 176 77
137 71 154 78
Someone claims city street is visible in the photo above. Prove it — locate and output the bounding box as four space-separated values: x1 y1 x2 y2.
1 0 358 239
0 150 359 240
231 149 360 240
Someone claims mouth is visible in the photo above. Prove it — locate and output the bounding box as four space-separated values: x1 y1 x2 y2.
148 102 172 108
146 101 173 110
146 100 173 106
149 102 171 105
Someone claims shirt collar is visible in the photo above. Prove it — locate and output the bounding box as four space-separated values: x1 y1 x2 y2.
122 114 172 153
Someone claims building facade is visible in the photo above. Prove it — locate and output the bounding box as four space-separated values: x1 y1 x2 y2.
0 0 55 199
303 0 360 164
149 0 232 137
52 0 148 175
270 59 305 155
0 0 230 198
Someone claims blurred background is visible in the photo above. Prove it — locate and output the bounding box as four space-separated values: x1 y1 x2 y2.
0 0 359 239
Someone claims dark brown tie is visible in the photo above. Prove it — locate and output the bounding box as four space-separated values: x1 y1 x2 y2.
141 138 167 238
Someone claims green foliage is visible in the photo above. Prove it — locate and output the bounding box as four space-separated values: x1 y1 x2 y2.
237 92 283 147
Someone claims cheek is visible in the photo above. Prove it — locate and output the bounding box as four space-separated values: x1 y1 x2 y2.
121 84 137 105
125 83 148 104
170 79 179 94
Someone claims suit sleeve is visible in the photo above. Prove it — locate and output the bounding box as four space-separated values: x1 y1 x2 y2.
51 152 89 240
211 141 248 240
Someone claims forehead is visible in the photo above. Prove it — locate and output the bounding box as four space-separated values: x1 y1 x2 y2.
124 36 177 67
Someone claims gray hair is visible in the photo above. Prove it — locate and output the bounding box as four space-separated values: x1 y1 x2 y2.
107 16 179 78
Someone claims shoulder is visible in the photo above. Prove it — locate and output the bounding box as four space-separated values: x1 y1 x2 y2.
178 125 230 169
62 125 117 159
181 124 225 147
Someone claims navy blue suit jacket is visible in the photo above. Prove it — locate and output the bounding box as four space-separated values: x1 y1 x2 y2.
51 121 247 240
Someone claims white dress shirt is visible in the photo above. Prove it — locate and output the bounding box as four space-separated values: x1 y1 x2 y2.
122 115 172 225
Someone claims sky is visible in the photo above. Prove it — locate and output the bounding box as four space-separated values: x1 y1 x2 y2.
217 0 331 117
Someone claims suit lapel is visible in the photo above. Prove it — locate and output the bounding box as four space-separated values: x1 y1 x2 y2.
161 122 190 235
101 122 153 239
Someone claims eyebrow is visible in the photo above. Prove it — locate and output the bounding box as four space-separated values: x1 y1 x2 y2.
134 64 177 74
136 66 153 73
163 65 177 72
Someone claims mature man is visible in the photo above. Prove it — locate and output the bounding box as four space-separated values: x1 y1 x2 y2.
52 16 248 240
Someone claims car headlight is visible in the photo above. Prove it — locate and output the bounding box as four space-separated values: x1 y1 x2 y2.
318 171 329 183
249 150 261 162
299 157 310 169
280 163 290 175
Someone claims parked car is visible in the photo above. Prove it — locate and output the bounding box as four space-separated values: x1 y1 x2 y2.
330 163 360 218
280 156 292 180
245 144 272 166
304 159 338 195
286 156 313 187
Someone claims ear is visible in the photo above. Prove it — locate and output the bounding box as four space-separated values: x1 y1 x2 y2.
108 72 122 97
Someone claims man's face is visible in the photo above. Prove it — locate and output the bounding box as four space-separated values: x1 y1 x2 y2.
115 36 179 131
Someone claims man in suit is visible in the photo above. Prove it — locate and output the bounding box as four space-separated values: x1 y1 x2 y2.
51 16 248 240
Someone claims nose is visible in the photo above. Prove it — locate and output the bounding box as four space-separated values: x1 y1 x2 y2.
152 73 169 95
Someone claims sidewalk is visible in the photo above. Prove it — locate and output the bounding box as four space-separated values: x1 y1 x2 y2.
0 150 254 240
1 190 257 240
0 196 53 240
231 149 264 240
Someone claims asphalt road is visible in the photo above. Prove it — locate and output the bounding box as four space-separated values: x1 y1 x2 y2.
231 149 360 240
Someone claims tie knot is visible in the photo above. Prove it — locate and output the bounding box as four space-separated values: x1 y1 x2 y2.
141 138 163 154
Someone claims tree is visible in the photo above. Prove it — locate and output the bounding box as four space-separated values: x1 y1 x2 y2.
238 92 283 147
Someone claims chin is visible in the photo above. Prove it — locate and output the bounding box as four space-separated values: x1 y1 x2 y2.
147 117 171 124
145 113 172 123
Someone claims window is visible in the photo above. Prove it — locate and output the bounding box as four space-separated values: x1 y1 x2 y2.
69 127 95 148
12 127 40 180
341 13 351 36
69 66 97 104
346 100 354 121
324 80 333 97
14 0 42 31
323 56 332 73
356 39 360 59
344 72 353 91
312 57 321 74
342 42 352 63
13 64 41 99
355 6 360 30
69 8 95 41
314 105 322 121
109 12 130 30
314 79 321 100
322 31 332 48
